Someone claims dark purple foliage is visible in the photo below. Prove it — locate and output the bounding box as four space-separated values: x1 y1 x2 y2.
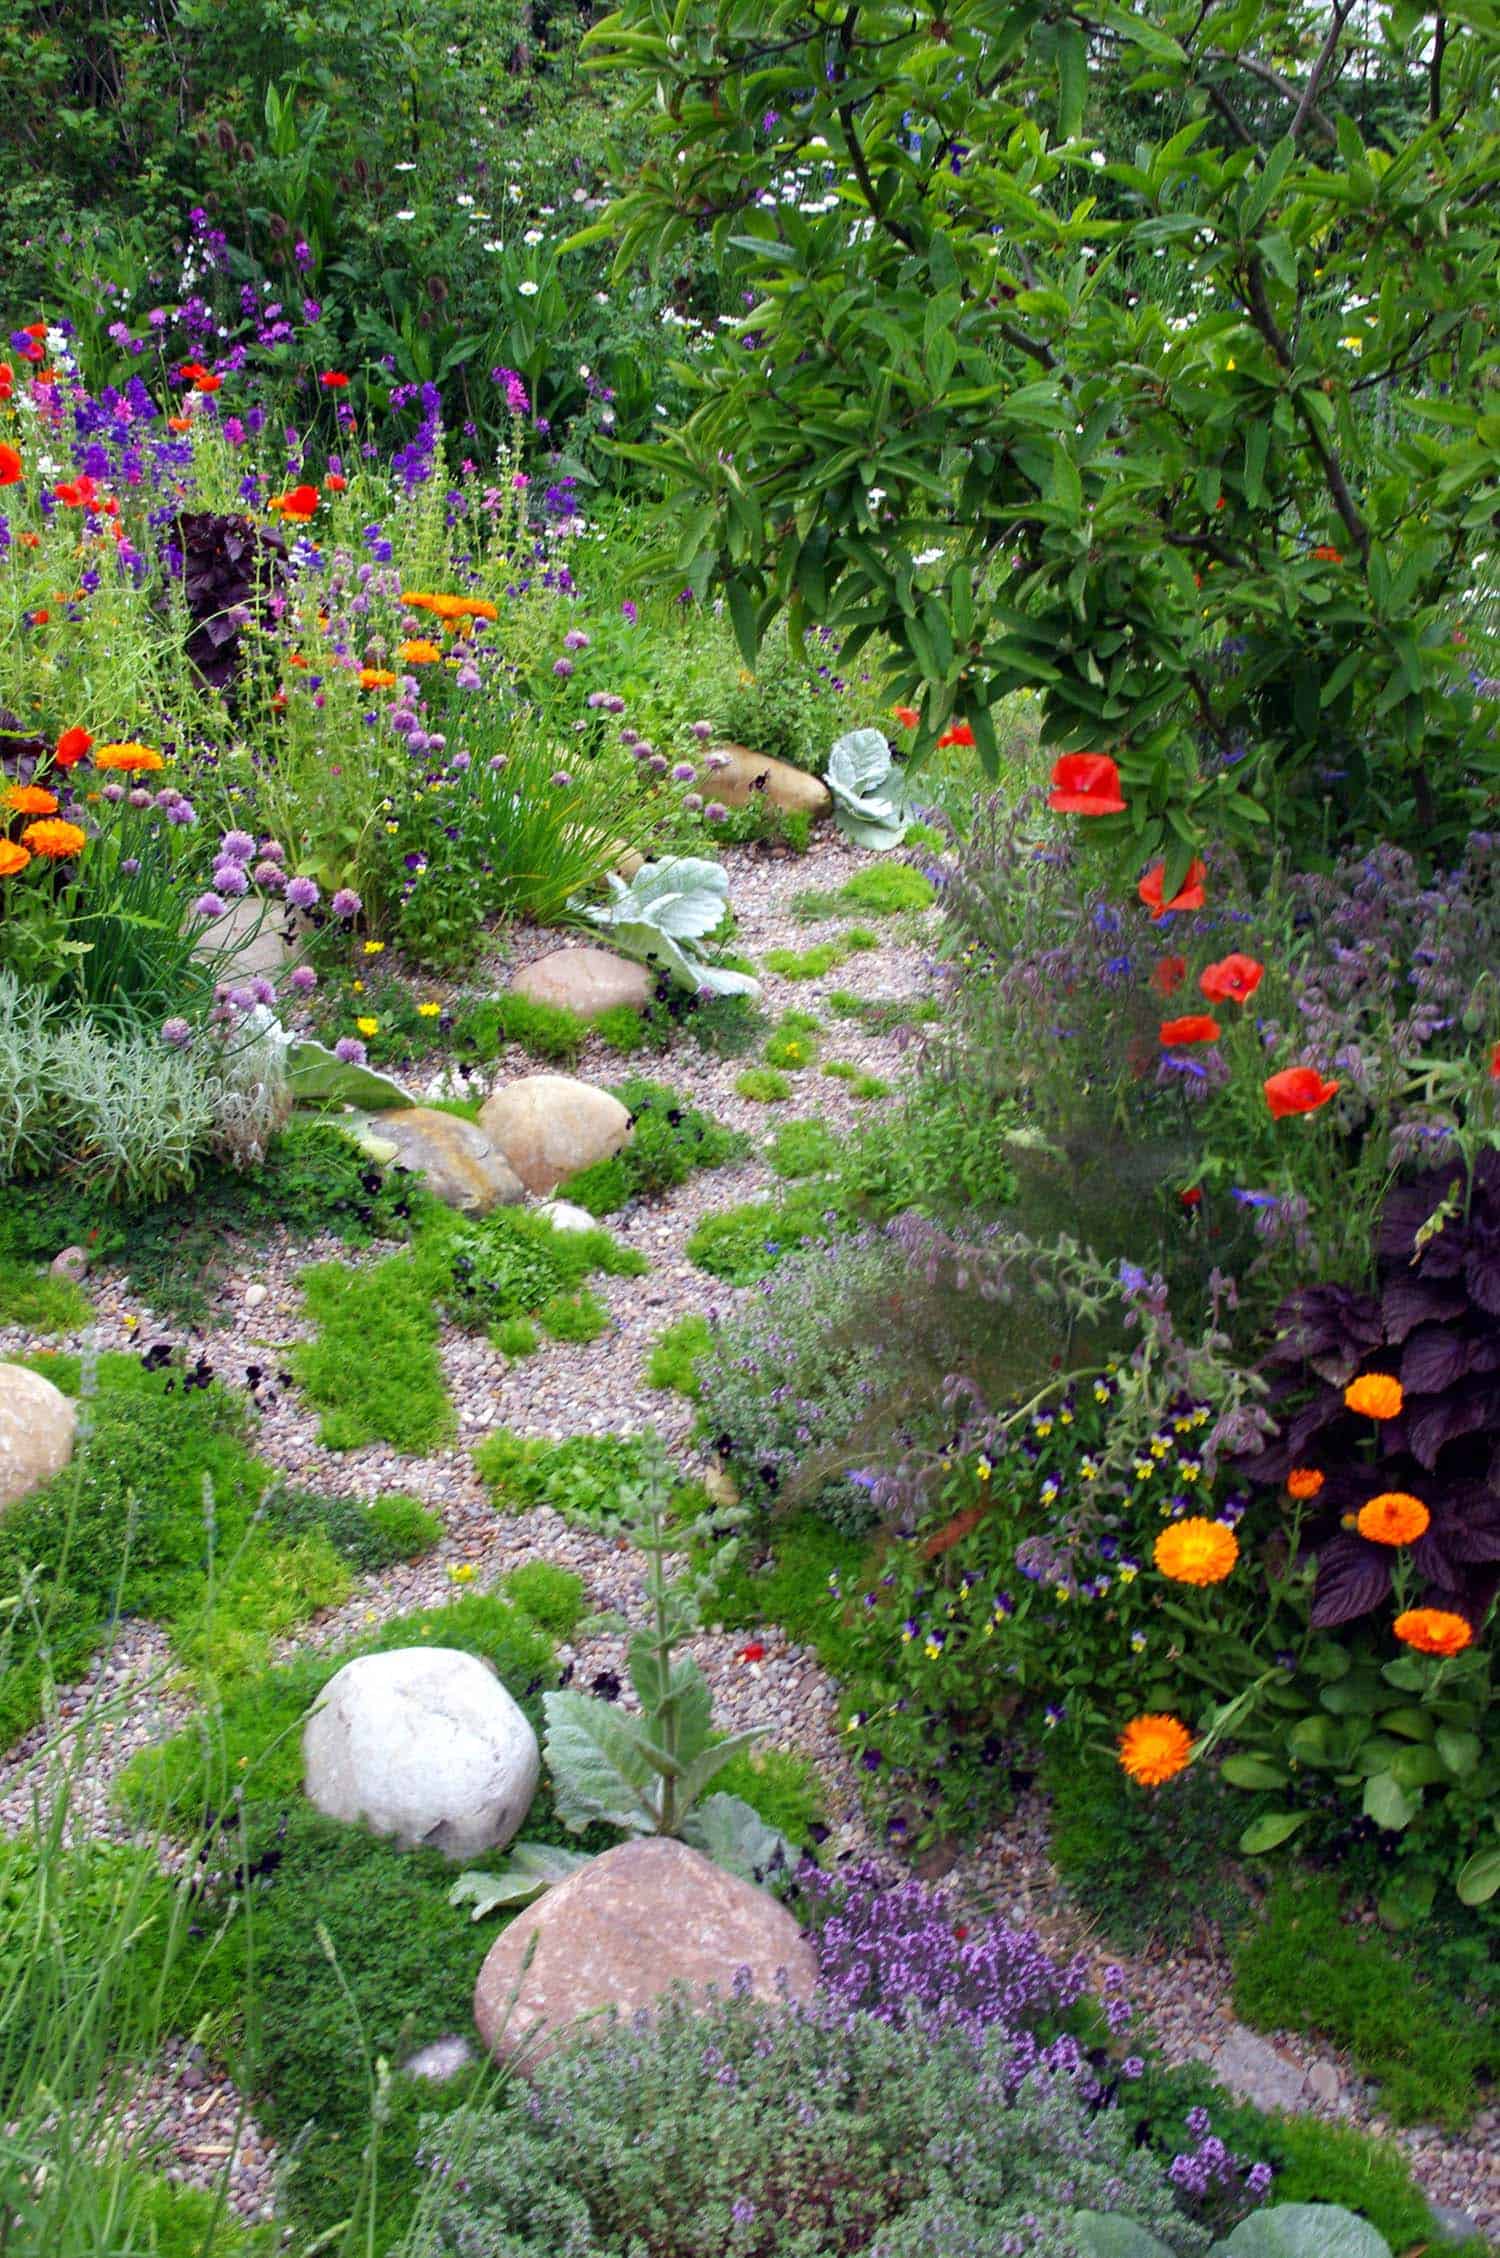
1241 1150 1500 1630
166 511 287 691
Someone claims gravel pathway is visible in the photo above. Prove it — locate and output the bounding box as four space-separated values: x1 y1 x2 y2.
1 829 1493 2239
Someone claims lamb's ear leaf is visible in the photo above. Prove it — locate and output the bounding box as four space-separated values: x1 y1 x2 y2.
1067 2216 1176 2258
285 1039 411 1110
541 1689 664 1833
1206 2203 1392 2258
448 1844 592 1919
680 1793 796 1885
826 726 893 798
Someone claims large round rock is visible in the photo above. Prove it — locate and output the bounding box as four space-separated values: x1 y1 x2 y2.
302 1648 538 1861
0 1364 77 1514
369 1106 525 1214
478 1073 632 1196
473 1836 817 2065
706 744 832 817
509 946 653 1016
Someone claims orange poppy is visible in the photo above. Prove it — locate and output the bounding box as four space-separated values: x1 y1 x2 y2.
893 705 921 728
167 416 193 433
937 720 975 749
320 371 350 389
1311 544 1343 563
1199 953 1264 1005
325 473 347 493
1159 1014 1221 1047
1264 1066 1339 1119
1138 859 1207 919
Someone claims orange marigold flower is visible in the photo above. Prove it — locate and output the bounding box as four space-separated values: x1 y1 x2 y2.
1138 858 1207 919
21 817 87 860
1159 1014 1221 1047
1118 1713 1194 1787
94 742 165 774
358 667 398 690
401 639 443 665
1286 1467 1324 1500
1394 1608 1472 1658
1264 1066 1339 1119
1357 1492 1430 1546
1153 1517 1239 1586
0 840 32 878
1199 953 1264 1005
1344 1372 1403 1420
4 785 58 815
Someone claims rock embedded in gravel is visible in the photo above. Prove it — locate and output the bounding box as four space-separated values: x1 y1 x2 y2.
510 944 653 1015
535 1199 601 1234
49 1245 91 1283
707 743 832 817
473 1836 817 2066
1194 2024 1310 2113
302 1647 539 1860
0 1363 77 1513
479 1073 632 1196
369 1106 526 1213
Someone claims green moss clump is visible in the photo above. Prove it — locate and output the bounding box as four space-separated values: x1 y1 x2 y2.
539 1287 610 1343
489 1314 539 1359
292 1248 453 1453
564 1080 746 1217
685 1186 852 1284
461 992 588 1066
763 1016 821 1070
703 1512 870 1679
0 1255 90 1335
710 1744 826 1845
735 1068 791 1103
763 941 846 981
837 864 936 915
645 1313 714 1396
500 1560 586 1636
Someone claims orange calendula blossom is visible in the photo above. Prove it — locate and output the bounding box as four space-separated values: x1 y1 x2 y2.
94 742 165 774
358 668 398 690
1286 1467 1324 1499
1344 1373 1403 1420
0 840 32 877
20 817 87 859
3 785 58 815
1357 1493 1430 1546
1153 1518 1239 1586
404 591 499 624
1118 1714 1194 1786
1394 1608 1472 1658
400 639 443 665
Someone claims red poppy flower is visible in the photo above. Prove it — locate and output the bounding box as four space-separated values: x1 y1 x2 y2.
1047 752 1126 816
1180 1186 1203 1208
1264 1066 1340 1119
54 475 101 510
1138 859 1206 919
1152 955 1187 998
1159 1015 1221 1047
167 415 193 433
325 473 347 492
1311 544 1343 563
937 721 975 749
31 609 50 625
737 1642 765 1663
1199 952 1264 1005
893 705 920 728
1491 1041 1500 1081
23 324 46 339
268 483 320 521
54 726 92 768
0 365 13 402
177 361 213 385
0 444 21 486
320 371 350 389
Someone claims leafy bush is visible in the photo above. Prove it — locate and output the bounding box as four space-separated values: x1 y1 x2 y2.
839 1081 1019 1220
473 1431 685 1531
420 1208 646 1333
417 1990 1199 2256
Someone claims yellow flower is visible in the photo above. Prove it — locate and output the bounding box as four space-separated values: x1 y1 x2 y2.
351 979 365 994
448 1563 477 1584
363 939 385 956
417 1001 441 1018
356 1016 378 1036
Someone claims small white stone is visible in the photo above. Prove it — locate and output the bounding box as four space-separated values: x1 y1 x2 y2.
243 1283 268 1310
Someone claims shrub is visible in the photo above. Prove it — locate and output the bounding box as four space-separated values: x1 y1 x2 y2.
258 1486 442 1574
839 1081 1019 1220
419 1208 646 1332
417 1989 1197 2257
645 1313 714 1396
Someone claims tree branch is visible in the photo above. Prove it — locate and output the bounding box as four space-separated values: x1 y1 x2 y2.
1242 259 1370 563
1430 13 1447 122
1291 0 1357 143
1202 50 1338 145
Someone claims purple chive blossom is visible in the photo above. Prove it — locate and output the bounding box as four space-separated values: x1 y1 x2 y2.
219 828 256 862
193 891 228 920
258 838 286 862
160 1017 192 1048
563 628 590 651
550 769 573 788
705 801 728 823
671 762 697 782
250 976 278 1007
333 1037 367 1065
690 719 714 741
285 874 320 910
252 860 286 890
552 657 574 679
330 887 362 919
212 863 250 896
288 964 318 993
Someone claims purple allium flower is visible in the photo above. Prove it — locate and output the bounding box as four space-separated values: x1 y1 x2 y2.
257 839 286 862
563 628 590 651
288 964 317 993
101 782 127 804
160 1017 192 1048
285 874 320 910
682 793 703 813
193 891 228 920
120 856 141 876
218 827 256 862
333 1037 367 1065
671 762 697 782
252 860 286 890
550 770 573 788
552 657 574 679
705 801 728 823
212 862 251 897
330 887 362 919
690 719 714 741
